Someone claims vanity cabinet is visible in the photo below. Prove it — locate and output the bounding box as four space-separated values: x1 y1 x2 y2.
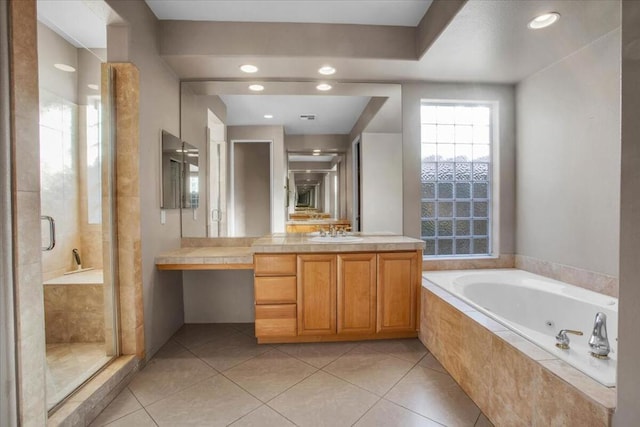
296 253 377 336
377 252 419 333
297 254 337 335
337 253 377 334
254 250 421 343
254 254 297 337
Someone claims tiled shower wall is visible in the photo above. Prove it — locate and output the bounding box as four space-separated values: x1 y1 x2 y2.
9 0 48 423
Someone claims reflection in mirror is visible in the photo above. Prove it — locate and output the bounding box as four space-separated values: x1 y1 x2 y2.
182 141 199 209
180 81 402 237
161 130 182 209
288 152 343 219
161 131 199 209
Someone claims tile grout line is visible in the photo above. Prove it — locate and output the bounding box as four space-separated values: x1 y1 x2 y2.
133 373 217 409
378 352 449 427
127 385 160 427
93 387 142 427
216 347 320 405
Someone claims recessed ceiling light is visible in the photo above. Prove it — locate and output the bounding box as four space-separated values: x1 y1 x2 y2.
264 114 273 119
249 84 264 92
313 149 321 153
87 84 99 90
528 12 560 29
54 63 76 72
316 83 332 91
240 64 258 73
312 153 320 156
318 66 336 75
306 170 311 173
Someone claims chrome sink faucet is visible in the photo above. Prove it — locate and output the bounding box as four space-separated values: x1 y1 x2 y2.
555 329 583 349
588 312 610 359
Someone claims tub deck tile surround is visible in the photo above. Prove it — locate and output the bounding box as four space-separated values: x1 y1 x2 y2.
420 282 616 427
515 254 618 298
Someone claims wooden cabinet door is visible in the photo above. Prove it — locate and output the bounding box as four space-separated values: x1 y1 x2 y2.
337 253 376 334
376 251 419 333
297 254 336 335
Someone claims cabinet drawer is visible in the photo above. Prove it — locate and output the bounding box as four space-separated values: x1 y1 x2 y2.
254 254 297 276
255 276 296 304
255 304 297 337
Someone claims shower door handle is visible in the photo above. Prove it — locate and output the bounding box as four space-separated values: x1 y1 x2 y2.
41 215 56 251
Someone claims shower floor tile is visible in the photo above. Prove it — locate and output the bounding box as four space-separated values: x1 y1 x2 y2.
46 342 112 409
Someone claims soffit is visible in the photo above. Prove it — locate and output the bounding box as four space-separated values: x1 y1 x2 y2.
155 0 620 84
145 0 433 27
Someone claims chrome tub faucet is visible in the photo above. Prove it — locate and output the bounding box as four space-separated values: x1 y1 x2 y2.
588 312 610 359
555 329 583 349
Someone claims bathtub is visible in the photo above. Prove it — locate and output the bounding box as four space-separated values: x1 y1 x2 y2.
422 269 617 387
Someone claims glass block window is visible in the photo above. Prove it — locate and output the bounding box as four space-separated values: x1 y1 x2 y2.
421 102 492 256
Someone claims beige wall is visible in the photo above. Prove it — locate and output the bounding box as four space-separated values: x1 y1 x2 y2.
361 132 403 234
105 0 184 358
402 82 517 255
516 29 621 278
183 270 254 323
615 1 640 423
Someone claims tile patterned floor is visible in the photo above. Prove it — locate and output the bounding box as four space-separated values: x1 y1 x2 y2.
90 324 494 427
46 342 113 410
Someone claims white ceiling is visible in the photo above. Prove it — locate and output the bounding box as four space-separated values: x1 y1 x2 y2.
145 0 433 27
219 95 370 135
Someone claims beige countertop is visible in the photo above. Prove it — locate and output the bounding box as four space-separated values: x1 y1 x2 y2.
155 246 254 270
155 233 425 270
252 233 425 253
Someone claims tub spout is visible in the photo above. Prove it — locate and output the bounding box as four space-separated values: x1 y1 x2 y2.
588 312 610 359
555 329 583 350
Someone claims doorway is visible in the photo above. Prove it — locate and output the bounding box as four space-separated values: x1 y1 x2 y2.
230 140 273 236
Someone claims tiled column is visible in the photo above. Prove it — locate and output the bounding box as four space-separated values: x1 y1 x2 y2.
8 0 47 425
101 63 145 360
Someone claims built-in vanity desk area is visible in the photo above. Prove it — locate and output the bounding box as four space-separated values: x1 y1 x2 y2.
155 233 425 344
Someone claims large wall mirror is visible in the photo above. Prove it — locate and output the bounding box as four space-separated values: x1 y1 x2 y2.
179 81 402 237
